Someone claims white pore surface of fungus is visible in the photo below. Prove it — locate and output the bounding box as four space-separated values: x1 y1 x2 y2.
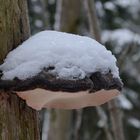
0 31 119 80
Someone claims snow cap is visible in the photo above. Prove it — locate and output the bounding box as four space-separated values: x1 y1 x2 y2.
0 30 119 80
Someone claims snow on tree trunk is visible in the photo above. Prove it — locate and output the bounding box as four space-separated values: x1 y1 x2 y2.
0 0 40 139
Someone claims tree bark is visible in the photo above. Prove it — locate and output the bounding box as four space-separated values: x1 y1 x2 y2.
108 100 125 140
54 0 81 33
84 0 101 42
47 109 71 140
0 0 40 139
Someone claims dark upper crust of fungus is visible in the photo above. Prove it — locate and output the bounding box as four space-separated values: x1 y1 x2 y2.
0 69 123 93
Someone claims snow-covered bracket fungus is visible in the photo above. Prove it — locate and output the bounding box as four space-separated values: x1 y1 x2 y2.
0 31 123 110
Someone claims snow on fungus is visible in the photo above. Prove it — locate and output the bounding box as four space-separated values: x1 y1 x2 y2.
0 30 119 80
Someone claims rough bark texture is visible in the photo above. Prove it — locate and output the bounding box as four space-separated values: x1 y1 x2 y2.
0 0 30 62
0 91 40 140
0 0 40 139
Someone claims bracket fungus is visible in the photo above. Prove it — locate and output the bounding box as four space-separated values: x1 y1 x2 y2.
0 31 123 110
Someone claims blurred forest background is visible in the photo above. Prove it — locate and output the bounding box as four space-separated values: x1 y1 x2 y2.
27 0 140 140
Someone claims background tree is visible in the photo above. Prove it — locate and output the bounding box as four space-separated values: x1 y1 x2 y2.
0 0 40 139
28 0 48 34
84 1 125 140
99 1 140 139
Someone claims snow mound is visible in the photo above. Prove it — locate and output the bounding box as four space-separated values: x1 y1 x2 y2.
0 30 119 80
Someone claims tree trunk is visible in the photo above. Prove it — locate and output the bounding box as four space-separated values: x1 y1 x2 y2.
84 0 101 42
108 100 125 140
0 0 40 139
47 109 71 140
54 0 81 33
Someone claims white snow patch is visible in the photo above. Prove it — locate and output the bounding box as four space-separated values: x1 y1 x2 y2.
115 0 139 8
35 20 43 28
0 30 119 80
115 0 140 18
128 118 140 129
96 1 105 17
104 2 116 11
33 5 42 13
118 94 133 110
125 89 139 101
